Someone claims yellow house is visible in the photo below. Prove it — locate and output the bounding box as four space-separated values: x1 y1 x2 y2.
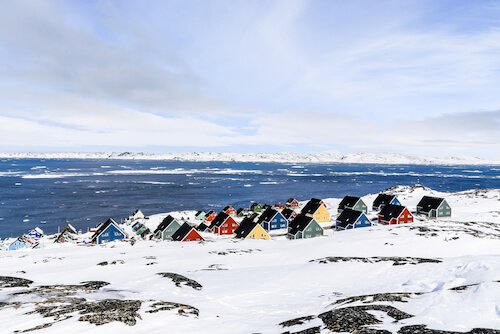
301 198 331 223
234 218 271 240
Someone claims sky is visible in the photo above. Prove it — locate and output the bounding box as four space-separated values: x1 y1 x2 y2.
0 0 499 158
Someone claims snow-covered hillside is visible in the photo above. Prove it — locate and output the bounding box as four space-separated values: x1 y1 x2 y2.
1 152 498 165
0 186 499 333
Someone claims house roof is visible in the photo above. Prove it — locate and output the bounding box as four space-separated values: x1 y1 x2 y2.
140 228 151 238
153 215 177 234
288 214 315 235
195 210 205 216
373 194 397 208
417 196 445 212
250 202 262 209
223 205 234 211
196 222 209 231
209 211 230 229
338 196 361 209
286 198 298 203
378 204 406 221
233 216 257 235
336 208 364 228
281 208 296 220
90 218 122 243
171 222 195 241
234 218 259 238
205 210 215 217
256 207 279 224
301 198 324 215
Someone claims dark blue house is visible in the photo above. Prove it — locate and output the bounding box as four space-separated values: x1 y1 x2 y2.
372 194 401 211
256 207 288 231
91 218 127 244
335 209 373 230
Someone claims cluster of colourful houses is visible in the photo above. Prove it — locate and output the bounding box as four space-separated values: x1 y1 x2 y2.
86 194 452 244
3 194 452 249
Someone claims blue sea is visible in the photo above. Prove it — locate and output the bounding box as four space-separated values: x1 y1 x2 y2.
0 159 499 238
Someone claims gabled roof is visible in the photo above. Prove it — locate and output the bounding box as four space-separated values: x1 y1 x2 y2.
223 205 234 211
196 222 209 231
378 204 407 221
373 194 397 208
286 198 298 203
171 222 195 241
301 198 324 215
90 218 123 243
209 211 230 229
288 214 315 235
256 207 279 224
233 215 257 235
336 208 364 228
195 210 205 216
417 196 445 212
250 202 263 209
153 215 178 234
234 219 259 238
338 196 361 209
281 208 296 220
205 210 215 217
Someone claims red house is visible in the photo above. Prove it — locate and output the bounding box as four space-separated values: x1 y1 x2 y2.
204 210 217 223
378 204 414 225
223 205 237 216
171 223 205 242
286 198 300 208
208 212 239 235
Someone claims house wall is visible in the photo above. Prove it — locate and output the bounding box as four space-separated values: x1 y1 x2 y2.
247 225 270 240
218 218 239 235
161 221 181 240
303 221 324 238
437 201 452 217
97 224 125 244
397 209 414 224
183 229 204 241
353 200 368 214
313 205 331 223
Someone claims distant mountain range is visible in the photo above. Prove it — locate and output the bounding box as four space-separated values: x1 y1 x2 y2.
1 152 498 165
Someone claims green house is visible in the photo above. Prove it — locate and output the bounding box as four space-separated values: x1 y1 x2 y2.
153 215 181 240
194 211 206 221
287 214 324 240
416 196 451 218
250 203 264 213
338 196 368 214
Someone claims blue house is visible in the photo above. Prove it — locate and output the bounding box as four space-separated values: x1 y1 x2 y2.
90 218 127 244
27 227 44 239
335 208 373 230
372 194 401 211
256 207 288 231
9 236 37 251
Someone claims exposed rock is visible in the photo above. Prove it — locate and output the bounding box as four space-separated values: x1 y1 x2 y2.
0 276 33 288
311 256 441 266
14 281 110 296
281 326 321 334
78 299 142 326
318 305 413 332
334 292 420 305
279 315 315 327
449 283 480 292
147 301 199 317
157 273 202 290
209 249 261 255
398 325 500 334
14 322 53 333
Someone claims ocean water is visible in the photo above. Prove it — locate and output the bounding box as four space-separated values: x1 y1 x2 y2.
0 159 499 238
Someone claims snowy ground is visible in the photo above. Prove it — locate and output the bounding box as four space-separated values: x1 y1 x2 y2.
1 151 499 165
0 185 499 333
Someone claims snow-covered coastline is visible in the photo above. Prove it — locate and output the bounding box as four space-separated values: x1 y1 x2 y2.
0 185 499 333
0 151 498 165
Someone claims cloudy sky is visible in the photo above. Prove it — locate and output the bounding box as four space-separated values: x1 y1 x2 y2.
0 0 499 158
